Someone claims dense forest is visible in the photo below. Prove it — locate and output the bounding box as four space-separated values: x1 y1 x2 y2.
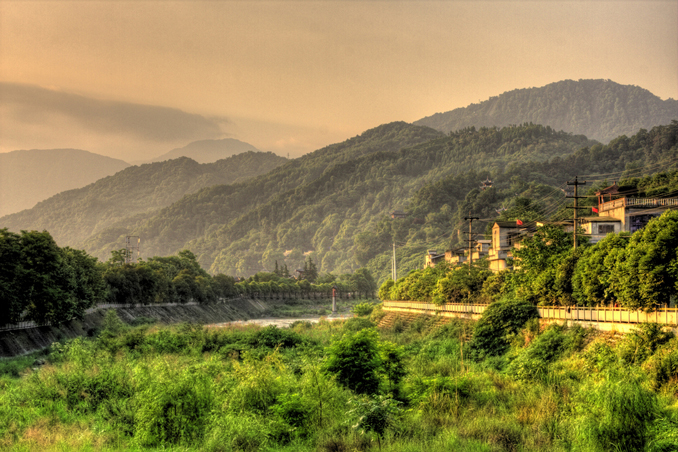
0 151 287 250
2 98 676 284
415 79 678 144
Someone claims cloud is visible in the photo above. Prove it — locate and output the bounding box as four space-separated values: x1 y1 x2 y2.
0 82 227 142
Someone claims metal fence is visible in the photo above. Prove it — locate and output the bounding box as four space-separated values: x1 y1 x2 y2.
383 300 678 326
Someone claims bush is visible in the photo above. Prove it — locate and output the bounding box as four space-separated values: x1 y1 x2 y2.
343 318 376 333
467 297 538 361
507 325 567 381
134 363 214 446
324 329 383 395
352 302 375 317
619 323 674 365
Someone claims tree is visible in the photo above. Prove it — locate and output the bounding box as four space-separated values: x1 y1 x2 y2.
611 211 678 309
572 233 630 305
324 329 383 395
0 229 25 325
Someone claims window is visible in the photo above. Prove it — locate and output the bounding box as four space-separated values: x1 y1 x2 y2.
598 224 615 234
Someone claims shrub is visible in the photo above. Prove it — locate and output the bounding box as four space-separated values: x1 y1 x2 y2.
619 323 674 365
352 302 375 317
343 318 376 333
467 297 538 361
507 325 567 381
324 329 383 395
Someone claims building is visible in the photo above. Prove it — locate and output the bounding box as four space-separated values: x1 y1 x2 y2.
424 250 446 268
390 210 408 219
596 182 678 232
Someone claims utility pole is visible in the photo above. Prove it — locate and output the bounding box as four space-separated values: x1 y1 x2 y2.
566 176 587 249
392 242 397 281
463 213 480 273
125 236 140 264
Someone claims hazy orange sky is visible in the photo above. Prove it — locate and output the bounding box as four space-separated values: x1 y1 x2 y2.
1 1 677 162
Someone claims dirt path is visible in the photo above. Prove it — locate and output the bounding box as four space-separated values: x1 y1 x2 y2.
208 315 353 329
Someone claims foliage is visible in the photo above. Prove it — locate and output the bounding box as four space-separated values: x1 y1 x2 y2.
467 297 538 360
348 394 401 446
0 229 106 325
572 232 630 305
574 375 659 452
610 210 678 309
352 302 376 317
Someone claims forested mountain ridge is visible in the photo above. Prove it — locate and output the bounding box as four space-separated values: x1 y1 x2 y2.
81 123 596 276
0 148 130 216
82 122 444 261
0 151 287 249
415 79 678 144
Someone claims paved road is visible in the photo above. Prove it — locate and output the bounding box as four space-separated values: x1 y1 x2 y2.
208 315 353 329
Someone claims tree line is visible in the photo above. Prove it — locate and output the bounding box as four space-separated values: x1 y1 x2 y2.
382 209 678 310
0 229 377 327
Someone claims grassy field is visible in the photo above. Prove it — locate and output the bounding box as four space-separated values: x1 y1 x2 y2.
1 303 678 451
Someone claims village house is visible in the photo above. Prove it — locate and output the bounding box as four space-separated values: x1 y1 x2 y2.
595 182 678 232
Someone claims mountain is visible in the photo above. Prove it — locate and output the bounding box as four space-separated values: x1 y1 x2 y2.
0 151 287 249
82 121 678 282
0 149 130 217
144 138 261 164
415 79 678 144
81 122 445 261
79 122 601 274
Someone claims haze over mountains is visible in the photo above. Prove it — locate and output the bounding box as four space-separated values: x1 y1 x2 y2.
416 80 678 143
0 149 130 217
0 152 287 249
140 138 261 164
2 79 677 281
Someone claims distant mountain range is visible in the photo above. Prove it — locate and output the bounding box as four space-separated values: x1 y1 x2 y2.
0 149 130 217
3 79 677 281
0 151 287 249
139 138 261 164
415 79 678 143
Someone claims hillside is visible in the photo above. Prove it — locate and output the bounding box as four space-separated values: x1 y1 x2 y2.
0 151 287 249
0 149 130 216
81 122 600 275
82 122 445 261
145 138 260 164
415 79 678 143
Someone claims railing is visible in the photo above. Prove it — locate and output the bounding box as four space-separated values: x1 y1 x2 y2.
383 300 678 326
599 197 678 213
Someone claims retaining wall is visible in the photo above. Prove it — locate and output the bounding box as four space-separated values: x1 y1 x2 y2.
383 300 678 333
0 298 267 358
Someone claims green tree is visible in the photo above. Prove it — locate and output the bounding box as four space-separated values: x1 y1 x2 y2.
572 233 630 305
0 229 25 325
324 329 383 395
611 211 678 309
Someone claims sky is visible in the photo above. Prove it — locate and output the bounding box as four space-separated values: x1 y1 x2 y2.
1 1 677 162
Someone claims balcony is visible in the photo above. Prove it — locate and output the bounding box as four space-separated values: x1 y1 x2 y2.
599 197 678 213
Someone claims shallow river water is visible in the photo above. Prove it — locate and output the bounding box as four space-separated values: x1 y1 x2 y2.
207 315 353 329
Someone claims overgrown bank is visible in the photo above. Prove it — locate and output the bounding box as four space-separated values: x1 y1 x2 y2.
2 301 678 451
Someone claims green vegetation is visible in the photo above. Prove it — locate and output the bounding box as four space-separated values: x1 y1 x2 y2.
0 151 287 250
384 209 678 311
2 308 678 451
415 79 678 144
0 228 376 327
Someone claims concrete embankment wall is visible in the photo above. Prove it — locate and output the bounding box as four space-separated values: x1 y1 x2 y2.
0 299 268 358
383 300 678 334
